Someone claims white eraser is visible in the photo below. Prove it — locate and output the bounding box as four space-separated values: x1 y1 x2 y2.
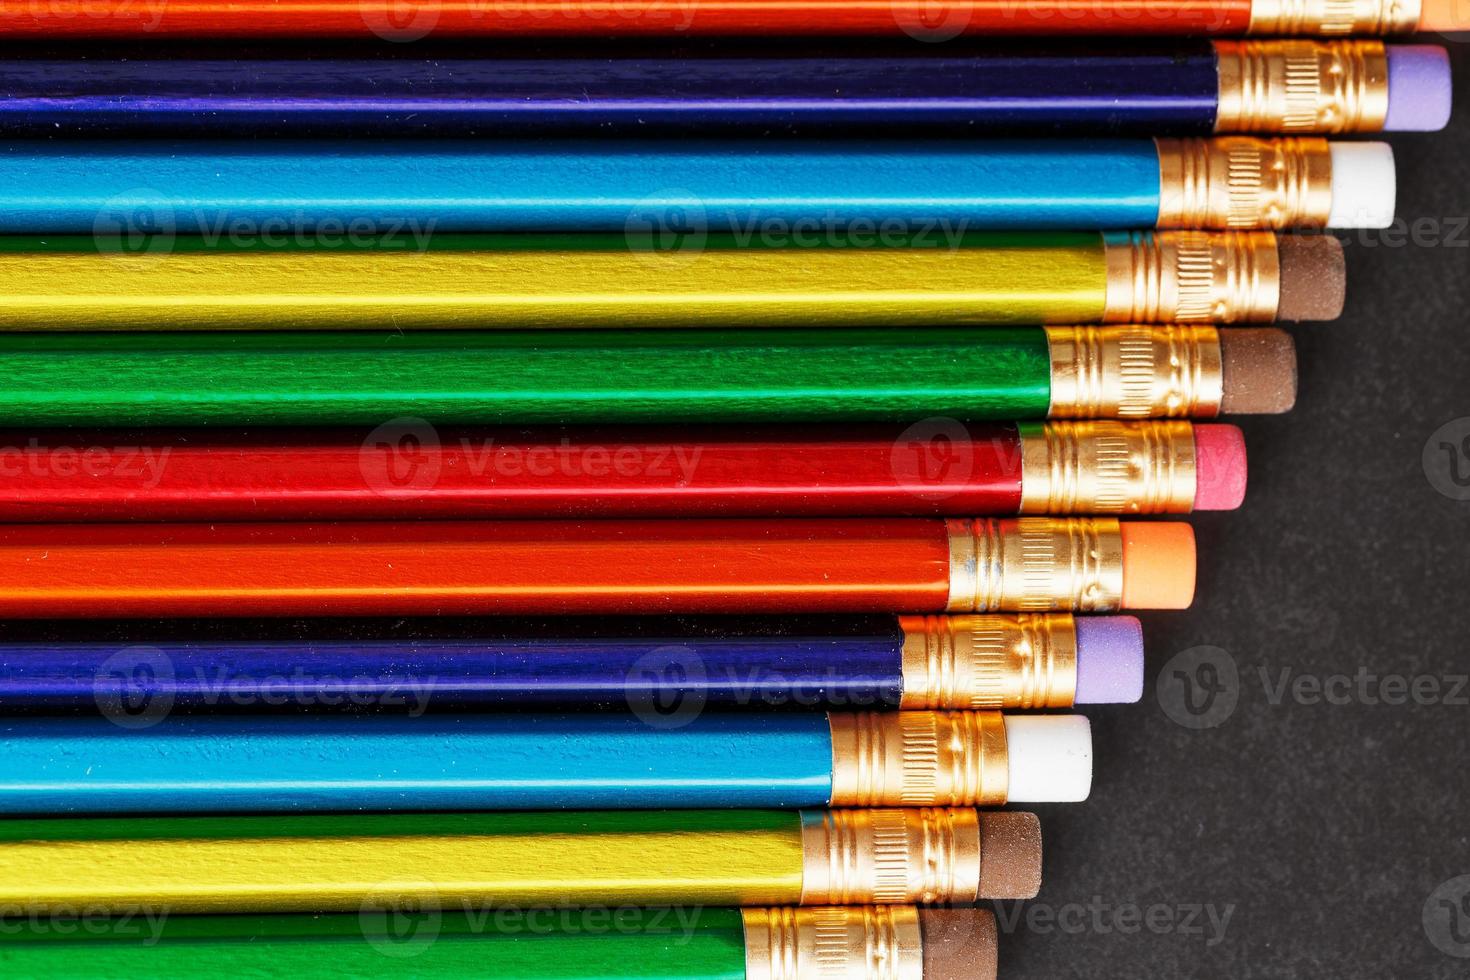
1003 715 1093 803
1327 142 1396 229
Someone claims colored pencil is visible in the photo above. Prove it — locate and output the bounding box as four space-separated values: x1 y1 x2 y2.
0 712 1092 811
0 517 1196 617
0 327 1295 426
0 906 1001 980
0 231 1347 329
0 808 1040 911
0 613 1145 713
0 138 1396 232
0 0 1451 37
0 421 1246 521
0 41 1446 135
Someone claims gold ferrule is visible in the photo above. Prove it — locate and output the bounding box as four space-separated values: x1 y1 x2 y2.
1018 420 1198 514
826 711 1008 808
1044 325 1224 420
1246 0 1419 35
1155 137 1334 229
944 517 1125 613
1214 40 1389 133
797 807 983 904
1101 231 1280 323
898 613 1078 709
742 906 924 980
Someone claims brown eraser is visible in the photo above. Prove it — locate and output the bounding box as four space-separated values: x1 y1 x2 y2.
919 909 999 980
977 811 1042 900
1220 328 1297 415
1275 234 1346 322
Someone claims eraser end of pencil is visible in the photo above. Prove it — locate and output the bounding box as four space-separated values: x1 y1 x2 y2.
976 811 1043 899
1220 329 1297 415
1119 522 1196 610
1326 143 1396 228
1418 0 1470 33
1275 235 1345 322
1073 616 1145 704
1192 424 1249 511
1385 46 1453 132
919 909 1000 980
1003 715 1092 803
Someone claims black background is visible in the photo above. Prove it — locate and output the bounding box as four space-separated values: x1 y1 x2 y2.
1007 38 1470 980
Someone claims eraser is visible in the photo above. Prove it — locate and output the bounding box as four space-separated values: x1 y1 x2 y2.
1220 329 1297 415
1002 714 1092 803
1385 46 1453 132
1073 615 1144 703
918 909 1000 980
976 811 1043 899
1192 424 1248 511
1327 143 1396 229
1119 521 1196 610
1275 235 1345 322
1419 0 1470 33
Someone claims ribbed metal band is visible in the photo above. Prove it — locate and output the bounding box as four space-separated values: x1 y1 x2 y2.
944 517 1125 612
1214 40 1390 133
797 807 983 905
1102 231 1280 323
742 905 925 980
827 711 1009 807
1246 0 1419 34
1017 420 1198 513
898 613 1079 709
1155 137 1334 229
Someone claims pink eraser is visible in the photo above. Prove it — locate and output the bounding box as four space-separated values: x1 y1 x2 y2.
1073 616 1145 705
1385 46 1453 133
1193 424 1248 512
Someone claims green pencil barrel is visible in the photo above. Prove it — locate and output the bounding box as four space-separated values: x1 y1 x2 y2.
0 328 1052 426
0 909 749 980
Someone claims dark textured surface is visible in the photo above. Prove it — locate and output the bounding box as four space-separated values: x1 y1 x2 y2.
999 40 1470 980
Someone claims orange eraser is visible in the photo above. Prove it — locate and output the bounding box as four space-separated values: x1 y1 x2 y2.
1420 0 1470 32
1119 522 1196 610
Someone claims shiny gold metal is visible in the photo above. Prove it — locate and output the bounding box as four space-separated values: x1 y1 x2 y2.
1044 326 1225 420
1155 138 1334 229
1246 0 1419 35
742 905 925 980
797 807 983 904
826 711 1008 808
898 613 1078 709
1101 231 1280 323
1214 40 1390 133
1018 420 1198 514
943 518 1125 613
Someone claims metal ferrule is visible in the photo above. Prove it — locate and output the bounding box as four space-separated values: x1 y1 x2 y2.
742 906 924 980
898 613 1078 709
943 517 1125 613
1246 0 1419 35
797 806 983 904
1214 40 1390 133
1155 137 1334 229
826 711 1008 807
1018 420 1198 514
1101 231 1281 323
1044 325 1224 420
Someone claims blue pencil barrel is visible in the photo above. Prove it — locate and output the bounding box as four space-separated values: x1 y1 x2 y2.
0 714 837 813
0 619 907 713
0 140 1166 234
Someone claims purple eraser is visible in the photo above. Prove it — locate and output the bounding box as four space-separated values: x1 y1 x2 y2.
1385 46 1453 133
1073 616 1145 704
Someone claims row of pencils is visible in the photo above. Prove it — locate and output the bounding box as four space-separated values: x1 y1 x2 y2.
0 5 1458 978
